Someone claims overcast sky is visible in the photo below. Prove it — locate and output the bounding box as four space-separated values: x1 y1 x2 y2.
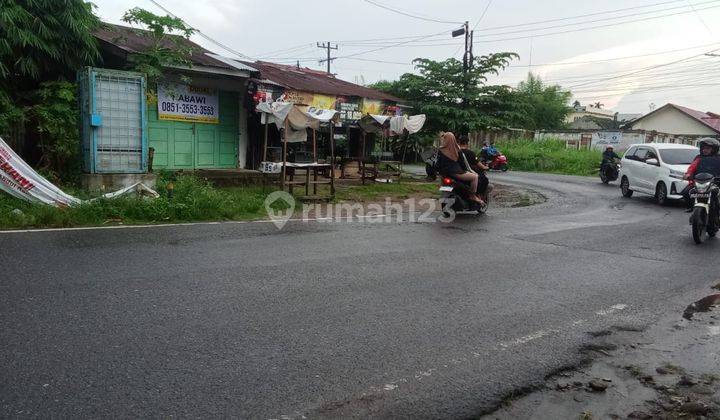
92 0 720 114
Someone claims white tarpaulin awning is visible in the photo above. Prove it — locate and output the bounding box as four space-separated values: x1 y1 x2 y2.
360 113 426 135
256 102 339 143
370 114 391 125
0 137 158 207
390 114 426 135
359 114 389 134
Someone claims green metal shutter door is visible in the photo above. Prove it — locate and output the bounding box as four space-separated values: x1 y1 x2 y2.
213 91 239 169
148 90 239 170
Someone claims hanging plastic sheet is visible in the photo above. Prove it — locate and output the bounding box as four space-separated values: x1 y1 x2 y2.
405 114 427 134
0 137 158 207
257 102 339 143
359 114 389 134
389 114 427 135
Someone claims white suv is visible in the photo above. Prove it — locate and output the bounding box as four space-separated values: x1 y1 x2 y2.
619 143 699 205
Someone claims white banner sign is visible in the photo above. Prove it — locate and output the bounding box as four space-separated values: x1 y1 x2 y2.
158 83 219 124
0 137 80 206
591 131 622 148
0 137 158 207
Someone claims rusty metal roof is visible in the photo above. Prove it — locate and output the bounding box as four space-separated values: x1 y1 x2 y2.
630 103 720 134
242 61 402 102
94 24 400 102
94 23 245 72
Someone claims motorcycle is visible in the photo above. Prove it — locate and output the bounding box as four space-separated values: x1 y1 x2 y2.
599 159 620 184
431 149 489 218
689 172 720 244
485 153 509 172
438 176 488 218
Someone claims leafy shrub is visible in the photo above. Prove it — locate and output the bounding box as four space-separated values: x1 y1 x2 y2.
26 81 82 183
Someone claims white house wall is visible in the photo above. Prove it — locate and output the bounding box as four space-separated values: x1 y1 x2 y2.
535 131 664 152
629 106 716 136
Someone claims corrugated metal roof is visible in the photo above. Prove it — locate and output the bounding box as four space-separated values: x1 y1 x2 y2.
94 24 401 102
672 104 720 133
242 60 403 102
205 54 258 72
94 23 248 73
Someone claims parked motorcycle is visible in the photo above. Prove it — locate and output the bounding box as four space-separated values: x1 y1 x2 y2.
438 176 488 218
689 172 720 244
599 159 620 184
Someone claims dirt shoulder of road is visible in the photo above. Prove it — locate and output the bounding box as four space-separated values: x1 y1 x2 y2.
482 286 720 420
296 182 547 217
0 180 546 230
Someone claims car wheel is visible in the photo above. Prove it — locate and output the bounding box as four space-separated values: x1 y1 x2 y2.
655 182 668 205
621 176 633 197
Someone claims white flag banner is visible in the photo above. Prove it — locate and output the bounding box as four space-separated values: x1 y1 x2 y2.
0 137 158 207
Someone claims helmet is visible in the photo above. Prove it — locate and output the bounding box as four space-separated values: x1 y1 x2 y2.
606 145 614 150
698 138 720 155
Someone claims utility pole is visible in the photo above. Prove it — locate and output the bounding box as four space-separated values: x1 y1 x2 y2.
453 21 470 73
468 29 474 69
453 21 471 115
317 42 338 75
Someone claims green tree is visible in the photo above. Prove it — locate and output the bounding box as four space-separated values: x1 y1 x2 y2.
121 7 195 90
509 73 572 130
0 0 100 85
26 81 81 178
370 53 519 135
0 0 100 179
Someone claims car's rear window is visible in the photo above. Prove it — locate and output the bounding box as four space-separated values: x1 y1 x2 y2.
660 148 699 165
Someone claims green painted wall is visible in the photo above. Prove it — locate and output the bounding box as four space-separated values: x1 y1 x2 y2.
148 90 239 170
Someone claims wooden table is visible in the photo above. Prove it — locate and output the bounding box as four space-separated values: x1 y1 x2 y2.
260 161 334 199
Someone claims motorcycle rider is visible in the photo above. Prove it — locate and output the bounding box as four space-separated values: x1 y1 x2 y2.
600 145 620 176
682 138 720 211
437 132 485 205
457 135 492 199
480 140 499 163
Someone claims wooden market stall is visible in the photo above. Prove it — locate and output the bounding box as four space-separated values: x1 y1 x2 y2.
256 102 338 199
350 114 427 184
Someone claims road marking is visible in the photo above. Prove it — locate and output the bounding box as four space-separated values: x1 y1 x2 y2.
596 304 628 316
0 214 400 234
271 303 630 419
499 329 559 348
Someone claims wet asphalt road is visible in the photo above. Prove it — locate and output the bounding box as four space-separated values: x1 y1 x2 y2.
1 171 719 419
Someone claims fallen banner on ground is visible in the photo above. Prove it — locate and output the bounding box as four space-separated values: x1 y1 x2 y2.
0 137 158 207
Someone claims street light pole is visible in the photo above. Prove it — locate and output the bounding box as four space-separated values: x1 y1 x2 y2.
452 22 471 112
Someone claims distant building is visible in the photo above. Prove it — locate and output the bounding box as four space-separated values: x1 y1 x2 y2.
615 113 643 124
624 103 720 139
566 104 615 124
538 103 720 152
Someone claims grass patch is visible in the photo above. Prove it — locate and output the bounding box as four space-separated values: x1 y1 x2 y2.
0 174 289 229
493 138 602 176
0 175 441 230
